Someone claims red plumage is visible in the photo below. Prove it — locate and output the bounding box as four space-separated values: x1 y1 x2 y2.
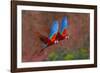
57 29 69 41
40 33 57 47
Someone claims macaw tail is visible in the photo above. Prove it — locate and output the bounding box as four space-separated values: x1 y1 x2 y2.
37 45 48 56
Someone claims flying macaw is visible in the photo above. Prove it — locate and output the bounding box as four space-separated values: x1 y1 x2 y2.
57 16 69 41
39 20 59 53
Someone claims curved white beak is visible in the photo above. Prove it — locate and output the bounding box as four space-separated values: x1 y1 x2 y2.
54 40 59 44
65 36 69 39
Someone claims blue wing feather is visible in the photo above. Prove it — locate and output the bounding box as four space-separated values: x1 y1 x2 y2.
49 20 58 39
60 16 68 34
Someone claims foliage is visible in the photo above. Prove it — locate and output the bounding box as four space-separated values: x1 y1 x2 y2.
75 48 89 59
47 47 89 61
48 51 58 60
64 53 75 60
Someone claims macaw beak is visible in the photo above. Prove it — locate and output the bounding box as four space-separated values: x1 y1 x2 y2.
54 40 59 44
65 35 69 39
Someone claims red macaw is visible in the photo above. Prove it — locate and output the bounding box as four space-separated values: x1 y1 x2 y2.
39 20 59 53
57 16 69 41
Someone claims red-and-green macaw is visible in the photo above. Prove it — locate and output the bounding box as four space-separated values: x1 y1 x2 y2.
57 16 69 41
39 20 59 53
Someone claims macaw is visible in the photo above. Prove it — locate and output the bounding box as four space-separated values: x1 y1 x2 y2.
39 20 59 53
57 16 69 41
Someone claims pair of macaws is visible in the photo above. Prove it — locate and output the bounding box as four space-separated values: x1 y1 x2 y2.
39 16 69 53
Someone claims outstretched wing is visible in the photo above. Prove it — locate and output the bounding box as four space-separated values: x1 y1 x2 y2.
38 20 59 54
40 20 58 47
60 16 68 37
49 20 59 42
